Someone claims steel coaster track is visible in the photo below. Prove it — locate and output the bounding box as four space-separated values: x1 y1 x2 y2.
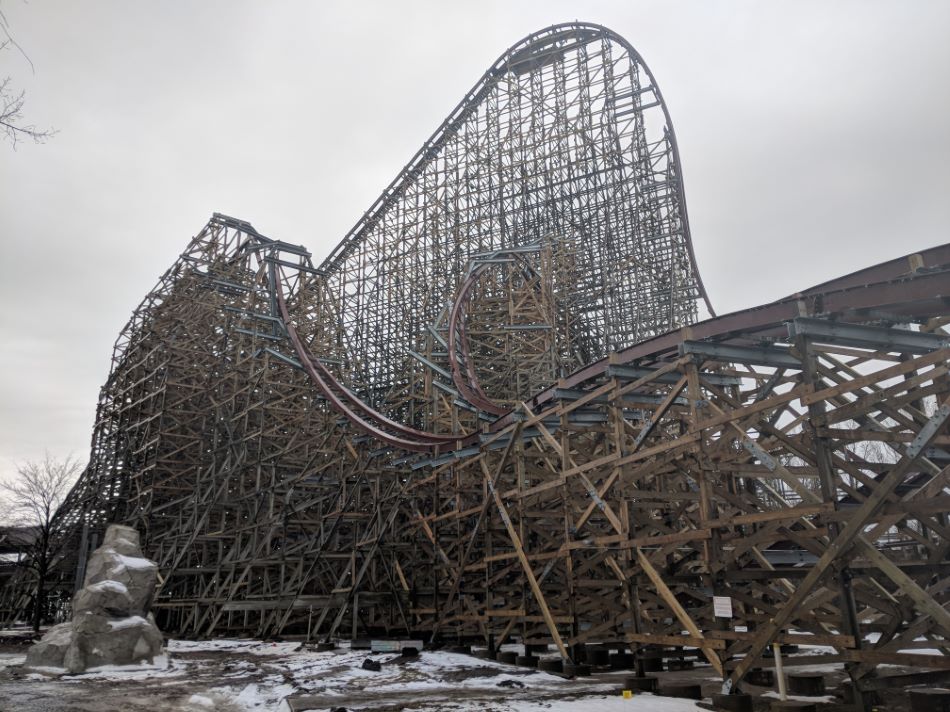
273 241 950 454
318 21 715 320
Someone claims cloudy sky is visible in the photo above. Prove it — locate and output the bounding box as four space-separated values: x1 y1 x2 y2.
0 0 948 478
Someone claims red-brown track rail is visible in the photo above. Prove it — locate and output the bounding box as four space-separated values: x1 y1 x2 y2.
276 243 950 457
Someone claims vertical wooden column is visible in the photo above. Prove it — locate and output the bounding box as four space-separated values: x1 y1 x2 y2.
561 406 578 661
795 332 868 709
685 356 726 675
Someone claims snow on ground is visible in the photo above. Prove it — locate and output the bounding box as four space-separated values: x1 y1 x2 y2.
1 637 709 711
0 652 25 672
21 654 179 681
470 698 704 712
7 629 944 710
67 654 173 679
168 638 303 654
0 628 33 637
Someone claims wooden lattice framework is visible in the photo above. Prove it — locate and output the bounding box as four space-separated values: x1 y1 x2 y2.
2 23 948 705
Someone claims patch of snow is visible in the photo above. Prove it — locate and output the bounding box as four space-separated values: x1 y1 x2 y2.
0 653 26 670
777 661 844 673
763 692 836 704
88 580 129 595
187 694 215 708
0 628 34 637
25 665 65 676
167 638 254 652
854 633 947 658
115 554 155 570
898 647 945 656
793 644 837 654
167 638 300 656
236 681 296 710
70 640 703 712
69 654 175 680
107 615 148 630
454 696 705 711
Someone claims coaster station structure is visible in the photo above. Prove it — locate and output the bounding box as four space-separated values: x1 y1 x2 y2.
3 22 949 702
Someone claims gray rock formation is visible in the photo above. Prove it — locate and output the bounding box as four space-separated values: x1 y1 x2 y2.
26 524 165 673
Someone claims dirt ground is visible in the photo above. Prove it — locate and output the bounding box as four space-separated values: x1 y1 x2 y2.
0 637 657 712
0 635 925 712
0 640 247 711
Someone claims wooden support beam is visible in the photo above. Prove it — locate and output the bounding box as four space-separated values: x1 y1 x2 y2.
486 467 570 661
725 398 950 691
636 548 724 676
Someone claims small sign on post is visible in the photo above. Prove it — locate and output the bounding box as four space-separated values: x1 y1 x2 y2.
713 595 733 618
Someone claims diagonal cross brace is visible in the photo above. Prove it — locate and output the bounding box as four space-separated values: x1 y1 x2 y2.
484 466 571 661
723 398 950 693
636 548 724 676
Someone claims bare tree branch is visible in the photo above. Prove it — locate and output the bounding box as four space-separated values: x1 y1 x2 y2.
0 9 55 147
0 453 82 630
0 9 31 73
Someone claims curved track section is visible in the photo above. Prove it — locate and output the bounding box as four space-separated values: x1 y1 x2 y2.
274 267 460 451
445 251 538 417
309 22 712 430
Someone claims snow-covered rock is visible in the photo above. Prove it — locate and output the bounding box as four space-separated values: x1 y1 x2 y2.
23 621 73 670
25 524 164 674
82 526 158 615
72 579 133 617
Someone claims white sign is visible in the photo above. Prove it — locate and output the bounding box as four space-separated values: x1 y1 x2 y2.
713 596 733 618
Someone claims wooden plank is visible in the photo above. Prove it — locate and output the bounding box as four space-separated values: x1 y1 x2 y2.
844 649 950 669
689 384 812 433
853 537 950 638
626 632 726 650
702 503 833 529
817 427 950 445
707 630 856 648
854 669 950 691
801 348 950 406
432 422 524 639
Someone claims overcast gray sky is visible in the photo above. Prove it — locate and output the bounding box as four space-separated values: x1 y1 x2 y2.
1 0 948 479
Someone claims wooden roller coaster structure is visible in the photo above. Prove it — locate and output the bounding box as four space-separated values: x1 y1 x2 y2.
3 22 949 703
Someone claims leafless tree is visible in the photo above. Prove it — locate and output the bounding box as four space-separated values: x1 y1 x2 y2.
0 7 55 146
0 454 81 631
